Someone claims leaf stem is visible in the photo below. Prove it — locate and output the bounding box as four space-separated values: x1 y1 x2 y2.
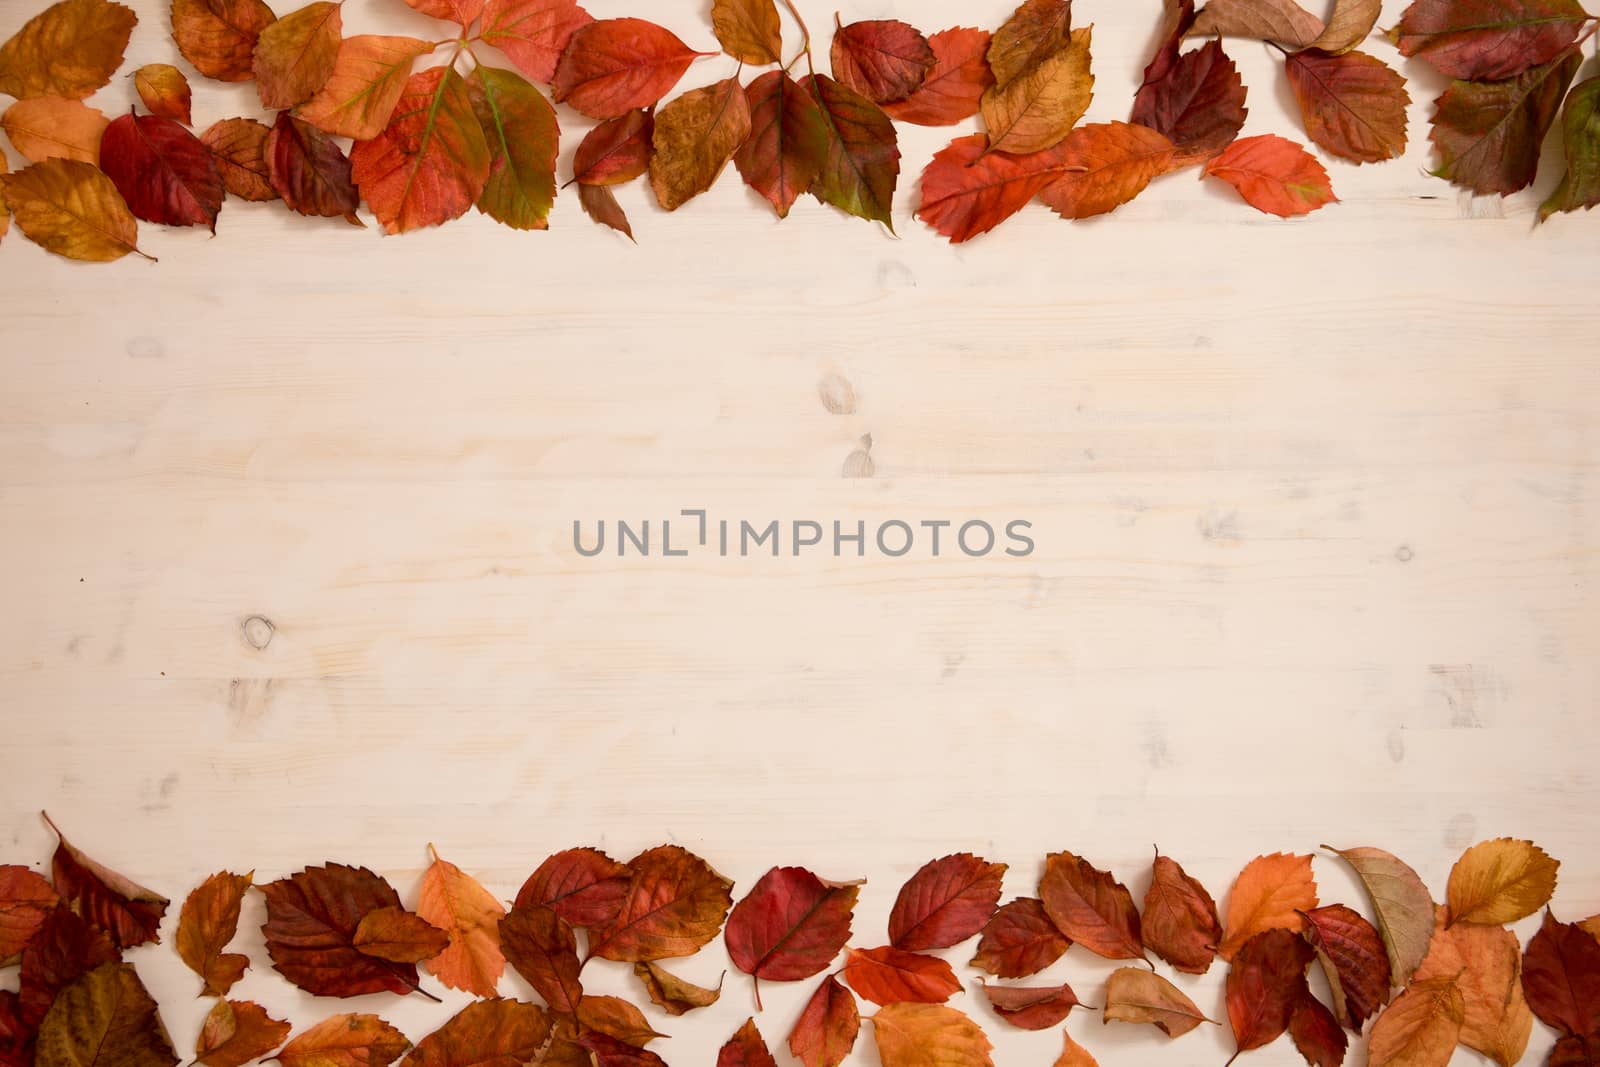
780 0 812 74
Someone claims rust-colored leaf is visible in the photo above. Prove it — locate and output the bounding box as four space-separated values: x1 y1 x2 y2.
789 975 859 1067
1 157 143 261
1038 850 1144 962
99 112 224 230
175 870 253 998
196 1000 290 1067
980 980 1081 1030
575 996 662 1046
586 845 734 962
266 110 359 220
577 1033 667 1067
350 66 490 234
1131 35 1246 167
516 848 631 928
274 1014 411 1067
971 898 1069 979
552 19 706 120
889 854 1005 952
1326 846 1436 989
1219 854 1318 961
802 72 899 228
733 70 826 218
1393 0 1589 80
34 963 176 1067
499 903 581 1012
1286 49 1409 164
980 25 1093 156
1300 904 1391 1030
1414 905 1531 1067
1427 48 1580 195
295 35 435 141
1204 135 1336 217
1447 839 1560 927
46 815 169 950
884 28 993 126
576 182 632 238
633 960 722 1015
840 946 960 1006
170 0 277 83
1102 967 1211 1038
1038 120 1174 220
0 865 58 963
352 907 449 965
870 1004 993 1067
1288 993 1347 1067
260 864 424 999
400 999 551 1067
1366 976 1465 1067
988 0 1072 87
726 866 858 989
1522 910 1600 1037
202 117 275 201
253 0 341 109
1226 929 1315 1059
1140 851 1221 975
830 18 934 105
133 65 191 125
2 97 108 163
0 0 135 101
18 907 120 1027
479 0 592 85
649 74 752 211
711 0 780 66
915 133 1074 242
717 1018 777 1067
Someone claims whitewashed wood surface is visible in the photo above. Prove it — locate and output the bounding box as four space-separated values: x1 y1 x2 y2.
1 0 1597 1063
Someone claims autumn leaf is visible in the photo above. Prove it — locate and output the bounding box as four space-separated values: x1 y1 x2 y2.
1037 850 1144 962
175 870 253 998
18 906 121 1027
1446 839 1560 927
572 110 652 188
988 0 1073 87
789 975 859 1067
1226 929 1315 1061
888 854 1006 952
295 36 435 141
0 864 57 962
802 73 900 228
99 112 225 230
1289 994 1347 1067
981 25 1093 156
46 815 169 950
915 133 1074 242
1204 133 1336 217
0 157 144 261
979 980 1082 1030
1542 77 1600 220
971 898 1069 979
882 28 992 126
34 963 176 1067
649 75 752 211
1218 854 1319 961
1429 48 1580 195
266 111 359 220
274 1014 411 1067
1305 0 1382 53
516 848 631 927
1414 905 1532 1067
1300 904 1391 1030
1285 50 1409 164
0 989 24 1067
401 999 551 1067
1130 37 1245 167
711 0 780 66
253 1 340 109
732 71 824 217
552 18 707 120
718 1018 778 1067
196 1000 290 1067
1054 1030 1099 1067
575 996 662 1047
134 65 191 125
1038 121 1175 220
725 865 858 994
830 18 935 105
1392 0 1589 81
1326 846 1436 989
577 182 631 238
2 97 107 163
1522 910 1600 1036
1103 966 1211 1038
1139 851 1221 976
203 117 275 201
170 0 277 82
260 864 426 999
871 1004 993 1067
585 845 734 962
351 66 490 234
1188 0 1325 49
633 960 722 1015
578 1033 667 1067
399 0 479 32
468 65 559 231
411 848 505 1000
0 0 135 100
499 903 581 1012
841 945 961 1006
352 907 449 965
478 0 592 85
1367 976 1465 1067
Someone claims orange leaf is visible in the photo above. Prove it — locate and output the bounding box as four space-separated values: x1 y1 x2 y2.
884 27 994 127
295 35 436 141
274 1014 410 1067
1367 976 1465 1067
1139 850 1221 975
1219 853 1318 961
202 117 276 201
399 0 480 31
915 132 1075 243
1038 120 1174 220
1285 49 1409 164
870 1004 993 1067
0 0 135 100
586 845 734 962
788 975 859 1067
1414 905 1531 1066
500 903 582 1012
971 898 1069 979
1037 850 1145 962
2 97 108 164
415 849 504 999
552 19 706 120
45 814 169 950
196 1000 291 1067
175 870 253 998
710 0 781 66
980 25 1093 156
479 0 592 85
576 996 664 1046
841 946 960 1006
171 0 277 83
1203 134 1337 217
253 1 342 109
133 64 191 124
1053 1030 1099 1067
403 999 552 1067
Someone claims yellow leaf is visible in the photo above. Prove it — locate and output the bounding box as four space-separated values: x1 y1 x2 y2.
871 1004 993 1067
254 1 343 110
1219 852 1318 961
416 845 507 999
0 157 147 262
979 25 1092 156
1368 976 1465 1067
1446 839 1559 927
711 0 781 66
0 0 135 100
1102 966 1212 1038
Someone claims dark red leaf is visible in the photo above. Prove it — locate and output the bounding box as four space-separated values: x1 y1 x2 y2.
889 854 1007 952
44 816 167 951
970 898 1069 979
1522 911 1600 1037
829 18 935 104
1227 929 1316 1059
266 111 360 222
499 904 582 1012
18 907 118 1028
260 864 424 999
733 69 828 219
717 1018 778 1067
1131 37 1246 167
516 848 632 927
98 112 224 230
1300 904 1391 1031
1288 992 1348 1067
725 867 858 984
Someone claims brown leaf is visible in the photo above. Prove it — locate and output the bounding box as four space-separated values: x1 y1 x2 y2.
587 845 734 962
516 848 631 928
46 815 169 948
1102 966 1211 1038
202 117 276 201
1189 0 1325 48
1226 929 1315 1059
1414 905 1531 1066
634 960 722 1015
1285 49 1408 164
552 18 707 121
979 980 1082 1030
400 999 551 1067
971 898 1069 979
733 70 825 218
0 865 58 963
34 963 176 1067
1326 846 1436 989
99 112 224 230
1552 1034 1600 1067
1053 1030 1099 1067
576 182 632 238
789 975 859 1067
133 65 191 125
353 907 449 965
1038 120 1175 220
416 847 505 999
274 1014 410 1067
1305 0 1382 53
1037 850 1144 962
175 870 253 998
1140 851 1222 975
980 25 1093 156
170 0 277 83
19 907 120 1027
266 111 359 220
649 75 752 211
1521 910 1600 1037
1300 904 1391 1030
350 66 490 234
253 1 341 109
717 1018 777 1067
889 854 1006 952
830 18 935 105
577 1033 666 1067
478 0 592 85
1428 47 1580 195
2 97 108 163
196 1000 290 1067
726 866 859 986
988 0 1072 87
295 35 435 141
1446 839 1560 927
711 0 780 66
842 946 960 1006
575 996 663 1046
883 28 992 126
1219 853 1318 961
1288 993 1347 1067
261 864 424 998
499 904 581 1012
0 0 135 100
870 1004 993 1067
1366 976 1465 1067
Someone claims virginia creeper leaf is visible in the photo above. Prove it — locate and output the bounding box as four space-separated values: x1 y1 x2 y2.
1102 966 1211 1038
398 0 480 32
350 66 490 234
469 65 559 231
1139 851 1221 975
889 854 1006 952
34 963 176 1067
789 975 859 1067
725 866 859 985
734 70 826 217
649 74 752 211
980 26 1093 156
175 870 253 998
1393 0 1589 80
260 864 425 999
266 110 359 220
1428 48 1580 195
274 1014 410 1067
170 0 277 82
195 1000 290 1067
971 898 1069 979
295 35 436 141
710 0 780 66
1038 850 1145 962
829 18 935 105
979 980 1082 1030
840 946 960 1006
915 133 1076 242
253 1 340 109
586 844 734 962
883 28 994 126
478 0 592 85
0 0 135 100
99 112 224 230
551 18 706 120
633 960 722 1015
870 1004 993 1067
1446 839 1560 926
499 903 582 1012
46 815 169 950
1541 77 1600 220
2 97 108 163
1037 120 1175 219
515 848 631 927
1367 977 1466 1067
802 73 900 229
1131 37 1246 166
1326 846 1436 989
133 65 191 125
1286 49 1409 164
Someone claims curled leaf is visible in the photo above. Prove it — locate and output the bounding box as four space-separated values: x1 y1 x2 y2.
633 960 722 1015
979 980 1082 1030
46 815 168 949
1103 966 1210 1038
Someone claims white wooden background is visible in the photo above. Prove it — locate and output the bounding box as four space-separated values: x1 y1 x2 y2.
1 0 1596 1063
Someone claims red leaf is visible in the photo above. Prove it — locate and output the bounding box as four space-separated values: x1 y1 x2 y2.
99 112 224 230
479 0 593 84
18 907 118 1027
1038 120 1175 220
260 864 425 999
1227 929 1315 1060
516 848 632 927
884 28 993 126
1131 37 1246 167
733 70 827 219
718 1018 778 1067
0 991 26 1067
1522 911 1600 1037
840 946 960 1006
1553 1034 1600 1067
970 898 1069 979
585 844 734 963
915 132 1074 243
726 867 859 984
573 110 654 186
1300 904 1391 1031
1393 0 1588 80
350 66 490 234
788 975 860 1067
266 111 360 221
0 865 57 962
1285 50 1409 164
1038 851 1145 962
979 980 1082 1030
889 854 1007 952
551 19 706 120
1141 851 1222 976
399 0 481 31
1203 134 1336 217
579 1033 668 1067
1288 993 1348 1067
829 18 935 105
499 903 582 1012
44 814 168 950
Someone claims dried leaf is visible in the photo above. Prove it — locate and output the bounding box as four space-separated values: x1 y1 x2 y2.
988 0 1072 87
577 1033 666 1067
789 975 859 1067
883 28 993 127
295 35 435 141
552 18 705 120
415 851 505 999
18 907 120 1027
1305 0 1382 53
266 110 359 220
1103 966 1210 1038
1367 976 1465 1067
1053 1030 1099 1067
1541 77 1600 220
726 866 858 986
1227 929 1316 1058
649 74 752 211
717 1018 777 1067
175 870 253 998
274 1014 411 1067
1286 50 1408 164
1289 993 1348 1067
133 65 191 125
980 25 1093 156
633 960 722 1015
733 71 824 217
170 0 277 82
1428 48 1580 195
1522 911 1600 1037
1131 37 1246 167
979 980 1081 1030
1552 1034 1600 1067
353 907 449 965
1204 134 1336 216
516 848 631 927
34 963 176 1067
802 73 900 228
915 133 1074 242
351 66 490 234
711 0 780 66
196 1000 291 1067
260 864 424 999
469 65 559 231
499 903 581 1012
46 816 169 950
0 865 58 962
576 182 631 238
1300 904 1391 1030
1038 120 1175 220
479 0 592 85
0 157 143 262
2 96 107 163
0 0 135 100
1037 849 1144 962
1219 854 1318 961
830 19 935 105
400 999 551 1067
575 996 662 1046
1414 905 1531 1067
574 109 654 185
871 1004 993 1067
889 854 1006 952
1139 851 1222 975
1446 839 1560 927
253 1 341 109
841 945 961 1006
99 112 224 230
1326 846 1436 989
202 117 275 201
1393 0 1589 80
1189 0 1324 48
971 898 1069 979
586 845 733 962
